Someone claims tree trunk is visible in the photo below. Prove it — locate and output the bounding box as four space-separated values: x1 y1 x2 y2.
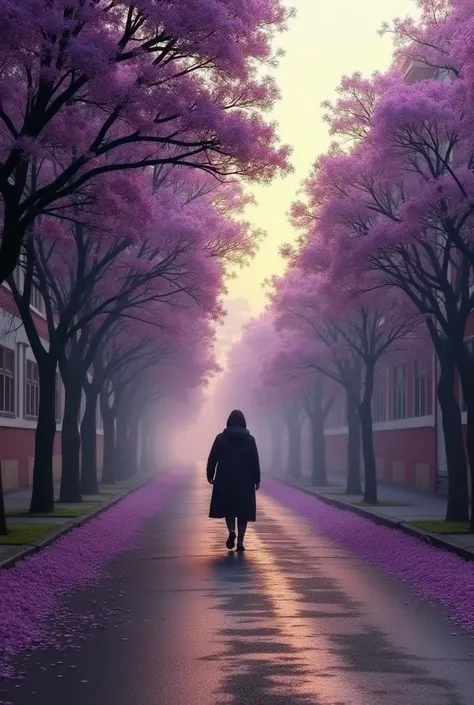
30 360 57 513
136 419 142 473
309 411 327 486
80 386 99 495
438 349 469 522
101 413 116 485
118 411 138 481
465 405 474 532
139 419 150 476
100 392 116 485
286 417 302 479
346 393 362 495
359 400 377 504
144 419 159 475
60 374 83 503
0 462 7 535
125 417 139 479
140 418 156 476
270 417 283 476
359 364 377 504
114 403 129 481
456 355 474 530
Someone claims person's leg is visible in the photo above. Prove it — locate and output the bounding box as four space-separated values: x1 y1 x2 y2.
225 517 236 533
237 519 248 549
225 517 236 549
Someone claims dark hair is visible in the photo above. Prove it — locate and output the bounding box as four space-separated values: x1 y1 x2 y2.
226 409 246 429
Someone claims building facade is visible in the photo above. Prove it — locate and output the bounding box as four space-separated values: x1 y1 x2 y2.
0 287 103 491
323 349 439 493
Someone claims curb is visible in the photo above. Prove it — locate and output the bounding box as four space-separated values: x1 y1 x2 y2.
276 477 474 563
0 477 151 571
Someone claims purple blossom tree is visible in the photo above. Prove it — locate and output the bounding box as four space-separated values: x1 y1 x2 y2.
0 0 292 281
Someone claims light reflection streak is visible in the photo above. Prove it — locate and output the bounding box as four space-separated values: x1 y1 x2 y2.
246 494 365 704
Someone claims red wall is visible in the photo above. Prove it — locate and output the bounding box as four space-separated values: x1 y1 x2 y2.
0 427 104 490
324 425 437 493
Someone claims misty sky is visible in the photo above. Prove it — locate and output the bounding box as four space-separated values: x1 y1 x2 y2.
222 0 418 339
175 0 420 456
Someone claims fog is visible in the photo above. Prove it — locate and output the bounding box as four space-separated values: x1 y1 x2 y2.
162 393 222 468
149 297 316 479
157 298 262 471
162 392 270 470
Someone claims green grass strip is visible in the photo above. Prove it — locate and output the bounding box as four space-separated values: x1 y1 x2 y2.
6 501 101 519
6 502 103 519
95 488 124 496
356 500 411 507
409 519 472 534
0 523 59 545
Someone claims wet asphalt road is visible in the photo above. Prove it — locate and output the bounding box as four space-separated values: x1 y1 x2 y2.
3 470 474 705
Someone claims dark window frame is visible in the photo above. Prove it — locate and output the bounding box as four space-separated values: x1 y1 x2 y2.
0 345 15 416
392 362 407 421
25 359 40 419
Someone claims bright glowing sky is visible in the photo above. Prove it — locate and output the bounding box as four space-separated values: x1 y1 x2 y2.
224 0 418 323
176 0 421 453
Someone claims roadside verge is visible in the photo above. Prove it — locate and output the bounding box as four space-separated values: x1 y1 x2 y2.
0 477 151 571
277 477 474 563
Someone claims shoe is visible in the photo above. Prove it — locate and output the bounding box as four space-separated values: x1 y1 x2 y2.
236 543 245 552
226 531 236 549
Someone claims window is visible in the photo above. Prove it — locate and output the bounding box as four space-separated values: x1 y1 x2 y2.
392 363 407 420
96 403 103 431
12 264 24 291
326 402 337 429
30 284 45 313
25 359 40 418
0 346 15 414
326 406 336 429
80 391 86 421
55 373 61 423
372 381 386 423
337 399 347 428
326 398 347 429
461 340 474 412
414 360 428 417
10 254 44 313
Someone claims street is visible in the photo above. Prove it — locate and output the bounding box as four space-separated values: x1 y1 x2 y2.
2 470 474 705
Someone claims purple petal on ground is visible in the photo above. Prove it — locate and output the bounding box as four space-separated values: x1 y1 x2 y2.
264 478 474 632
0 473 183 678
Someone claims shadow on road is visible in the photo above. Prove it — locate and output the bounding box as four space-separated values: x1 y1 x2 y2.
209 551 253 576
201 511 466 705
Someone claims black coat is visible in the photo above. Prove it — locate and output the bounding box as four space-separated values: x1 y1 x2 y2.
206 426 261 522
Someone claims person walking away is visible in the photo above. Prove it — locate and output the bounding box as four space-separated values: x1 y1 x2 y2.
206 410 260 551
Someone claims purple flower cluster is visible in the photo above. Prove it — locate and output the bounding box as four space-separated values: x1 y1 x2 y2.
265 478 474 632
0 474 182 679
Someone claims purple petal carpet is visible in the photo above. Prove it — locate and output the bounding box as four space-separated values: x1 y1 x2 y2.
264 477 474 632
0 473 183 686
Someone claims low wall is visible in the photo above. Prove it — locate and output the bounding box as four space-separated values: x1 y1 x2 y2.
324 426 437 493
0 427 104 491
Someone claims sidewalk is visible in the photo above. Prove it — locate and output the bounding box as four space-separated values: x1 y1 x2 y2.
279 472 474 561
0 475 151 570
